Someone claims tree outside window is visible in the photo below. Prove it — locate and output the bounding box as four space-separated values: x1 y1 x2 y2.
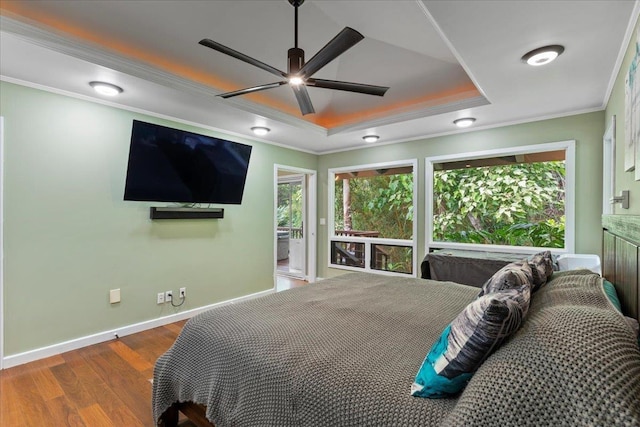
334 172 413 240
278 181 302 233
432 150 566 248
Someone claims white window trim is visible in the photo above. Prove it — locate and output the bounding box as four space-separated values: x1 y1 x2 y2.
328 159 418 277
425 140 575 256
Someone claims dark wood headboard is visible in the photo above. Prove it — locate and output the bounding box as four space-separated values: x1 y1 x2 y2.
602 215 640 322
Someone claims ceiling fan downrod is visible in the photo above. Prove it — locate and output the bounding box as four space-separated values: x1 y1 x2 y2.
288 0 305 76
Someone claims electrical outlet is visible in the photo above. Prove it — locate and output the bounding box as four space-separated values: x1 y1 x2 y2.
165 290 173 302
179 287 186 298
157 292 165 304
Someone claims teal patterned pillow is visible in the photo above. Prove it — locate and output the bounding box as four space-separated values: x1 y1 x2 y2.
603 280 622 312
411 287 528 398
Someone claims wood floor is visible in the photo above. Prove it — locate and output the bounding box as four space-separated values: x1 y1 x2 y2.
276 274 307 291
0 277 308 427
1 320 189 426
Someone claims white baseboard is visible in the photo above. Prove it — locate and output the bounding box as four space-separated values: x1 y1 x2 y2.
2 288 275 369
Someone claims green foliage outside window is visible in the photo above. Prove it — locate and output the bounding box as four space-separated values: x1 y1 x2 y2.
277 182 302 229
433 161 566 248
334 173 413 239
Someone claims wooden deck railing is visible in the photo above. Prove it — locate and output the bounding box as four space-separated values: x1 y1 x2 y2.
278 229 381 239
278 227 391 271
335 230 380 238
331 229 390 270
277 227 303 239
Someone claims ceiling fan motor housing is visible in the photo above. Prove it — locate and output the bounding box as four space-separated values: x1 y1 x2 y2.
288 48 305 75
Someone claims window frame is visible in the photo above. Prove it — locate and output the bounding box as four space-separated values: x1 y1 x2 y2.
328 159 418 277
425 140 575 255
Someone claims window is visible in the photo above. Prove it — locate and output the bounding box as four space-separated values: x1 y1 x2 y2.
426 141 575 254
329 160 417 276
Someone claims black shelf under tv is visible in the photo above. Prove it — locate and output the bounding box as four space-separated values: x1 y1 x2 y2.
150 207 224 220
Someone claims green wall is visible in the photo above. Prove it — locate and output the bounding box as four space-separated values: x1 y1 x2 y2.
0 82 317 356
317 111 605 278
0 69 613 355
606 15 640 214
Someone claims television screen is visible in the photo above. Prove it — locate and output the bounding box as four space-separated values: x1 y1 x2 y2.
124 120 252 204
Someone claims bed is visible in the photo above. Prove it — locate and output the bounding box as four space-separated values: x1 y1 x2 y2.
153 217 640 427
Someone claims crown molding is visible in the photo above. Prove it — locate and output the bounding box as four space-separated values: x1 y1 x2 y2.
602 0 640 107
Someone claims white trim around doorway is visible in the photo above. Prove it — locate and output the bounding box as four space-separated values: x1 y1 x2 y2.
274 165 317 285
0 117 5 370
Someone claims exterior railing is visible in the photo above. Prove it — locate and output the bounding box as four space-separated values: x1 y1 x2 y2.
277 227 303 239
331 230 389 270
277 227 402 273
335 230 380 237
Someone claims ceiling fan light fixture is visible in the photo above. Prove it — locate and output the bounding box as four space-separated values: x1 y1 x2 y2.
363 135 379 143
251 126 270 136
521 45 564 66
453 117 476 128
288 76 304 86
89 81 123 96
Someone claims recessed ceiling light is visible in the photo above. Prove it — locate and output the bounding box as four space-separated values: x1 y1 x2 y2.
363 135 379 143
89 81 123 96
453 118 476 128
251 126 270 136
521 45 564 66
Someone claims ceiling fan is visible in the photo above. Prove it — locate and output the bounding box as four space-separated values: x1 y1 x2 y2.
198 0 389 115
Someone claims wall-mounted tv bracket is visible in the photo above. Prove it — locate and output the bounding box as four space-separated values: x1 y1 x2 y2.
611 190 629 209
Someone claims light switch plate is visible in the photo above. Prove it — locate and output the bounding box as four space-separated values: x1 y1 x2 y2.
109 288 121 304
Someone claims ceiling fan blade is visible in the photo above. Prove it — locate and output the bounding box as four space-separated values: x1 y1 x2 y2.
291 85 315 115
298 27 364 78
199 39 287 78
218 81 286 99
306 79 389 96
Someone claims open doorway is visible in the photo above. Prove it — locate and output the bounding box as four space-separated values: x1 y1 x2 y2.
274 165 316 287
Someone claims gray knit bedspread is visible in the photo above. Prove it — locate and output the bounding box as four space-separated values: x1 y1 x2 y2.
153 271 640 426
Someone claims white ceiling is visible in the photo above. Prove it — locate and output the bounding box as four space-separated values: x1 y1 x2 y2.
0 0 638 153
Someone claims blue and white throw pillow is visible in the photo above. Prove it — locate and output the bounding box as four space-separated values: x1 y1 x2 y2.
527 250 554 292
411 288 528 398
478 260 532 315
479 260 532 295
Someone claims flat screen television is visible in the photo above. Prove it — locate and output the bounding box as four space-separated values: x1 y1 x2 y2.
124 120 252 204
